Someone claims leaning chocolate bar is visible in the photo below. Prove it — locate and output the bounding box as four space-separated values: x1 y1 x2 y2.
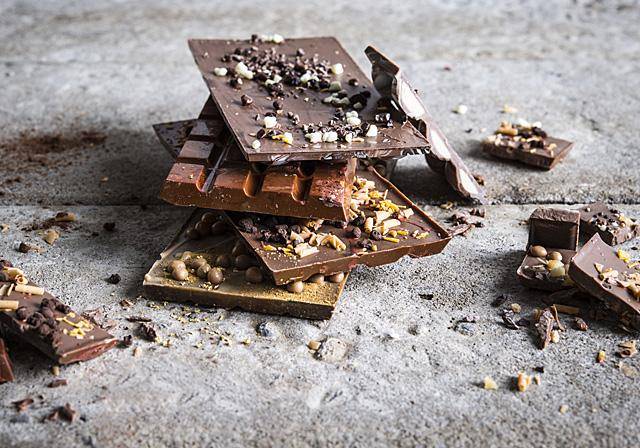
0 267 117 365
188 37 430 162
143 210 348 320
579 202 640 246
516 208 580 291
569 234 640 329
227 167 451 285
0 338 14 383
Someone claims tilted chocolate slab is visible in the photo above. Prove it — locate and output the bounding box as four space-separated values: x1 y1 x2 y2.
143 210 348 320
188 37 429 162
517 208 579 291
569 234 640 329
365 46 486 203
153 119 197 159
0 282 117 365
227 167 451 285
154 103 357 221
579 202 640 246
0 338 14 383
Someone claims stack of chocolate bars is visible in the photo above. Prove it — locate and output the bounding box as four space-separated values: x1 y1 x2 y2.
146 35 485 319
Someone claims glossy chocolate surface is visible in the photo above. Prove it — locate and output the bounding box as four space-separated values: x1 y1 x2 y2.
579 202 640 246
528 208 580 251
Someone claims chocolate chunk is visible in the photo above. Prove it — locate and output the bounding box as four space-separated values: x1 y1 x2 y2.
579 202 639 246
106 274 121 284
535 308 555 349
139 323 158 342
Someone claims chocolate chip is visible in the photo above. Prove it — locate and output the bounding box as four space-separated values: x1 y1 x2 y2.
370 230 382 241
273 100 283 111
16 306 29 320
241 94 253 106
350 226 362 239
348 78 358 86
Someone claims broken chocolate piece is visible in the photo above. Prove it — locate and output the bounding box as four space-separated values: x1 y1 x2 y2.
579 202 640 246
365 45 485 203
535 308 555 349
0 337 14 383
483 120 573 170
569 233 640 330
189 38 430 162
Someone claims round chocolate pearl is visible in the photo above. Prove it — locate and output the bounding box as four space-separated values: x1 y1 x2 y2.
328 272 345 283
287 281 305 294
308 273 325 284
200 212 218 226
186 228 200 240
215 254 232 268
168 260 186 273
196 264 211 279
172 268 189 281
207 267 224 285
188 257 208 270
529 245 547 257
232 241 247 257
245 267 264 284
195 220 210 237
234 254 253 270
547 251 563 261
210 220 227 236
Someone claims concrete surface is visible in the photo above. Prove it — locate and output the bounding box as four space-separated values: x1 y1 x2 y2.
1 0 639 446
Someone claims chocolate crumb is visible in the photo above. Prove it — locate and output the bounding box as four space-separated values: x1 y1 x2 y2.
103 222 116 232
47 379 68 388
13 398 34 413
119 335 133 348
139 323 158 342
106 274 121 284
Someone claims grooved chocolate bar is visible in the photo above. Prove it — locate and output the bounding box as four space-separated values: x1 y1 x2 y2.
0 338 14 383
227 167 451 285
579 202 640 246
0 279 117 365
517 208 579 291
365 46 486 203
569 234 640 329
188 37 430 162
155 98 357 221
143 210 348 320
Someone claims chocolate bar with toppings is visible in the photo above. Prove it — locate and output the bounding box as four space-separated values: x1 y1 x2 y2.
0 277 117 365
483 120 574 170
0 338 14 383
569 233 640 329
579 202 640 246
517 208 580 291
143 210 348 320
188 37 430 162
226 167 451 285
365 46 486 203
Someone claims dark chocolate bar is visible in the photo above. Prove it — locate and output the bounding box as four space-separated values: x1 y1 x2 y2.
0 338 14 383
569 233 640 329
153 119 197 159
143 210 348 320
155 100 358 221
365 46 486 203
517 208 580 291
227 167 451 285
0 277 117 365
579 202 640 246
483 120 573 170
188 37 430 162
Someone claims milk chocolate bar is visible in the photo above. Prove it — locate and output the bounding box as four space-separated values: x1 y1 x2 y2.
227 167 451 285
188 37 430 162
517 208 580 291
0 278 117 365
579 202 640 246
569 234 640 329
365 46 486 203
0 338 14 383
143 210 348 320
483 121 574 170
155 101 357 221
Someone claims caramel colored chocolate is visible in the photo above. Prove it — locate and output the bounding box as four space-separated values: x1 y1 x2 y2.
0 282 117 365
155 100 357 221
227 167 451 285
0 338 14 383
188 37 429 162
579 202 640 246
365 46 485 203
143 210 348 320
569 234 640 329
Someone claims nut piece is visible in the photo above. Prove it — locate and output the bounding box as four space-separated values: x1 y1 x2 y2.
529 245 547 257
517 372 532 392
510 303 522 313
308 273 325 284
550 330 560 343
308 340 321 350
172 268 188 281
286 281 305 294
327 272 345 283
597 350 606 364
547 251 563 261
483 376 498 390
546 259 564 271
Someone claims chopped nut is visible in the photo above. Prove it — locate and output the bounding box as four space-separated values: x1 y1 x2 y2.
307 340 321 351
483 376 498 390
510 303 522 313
213 67 227 77
617 340 637 358
559 405 569 414
43 229 60 245
597 350 606 364
550 330 560 343
453 104 468 115
517 372 532 392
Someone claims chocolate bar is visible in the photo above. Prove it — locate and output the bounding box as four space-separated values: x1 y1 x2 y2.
517 208 580 291
227 167 451 285
483 120 574 170
143 210 348 320
579 202 640 246
569 234 640 329
0 274 117 365
0 338 14 383
188 37 430 162
153 119 197 159
365 46 486 203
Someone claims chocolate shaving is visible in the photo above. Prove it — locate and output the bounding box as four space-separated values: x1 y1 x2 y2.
139 323 158 342
13 398 34 413
48 379 68 388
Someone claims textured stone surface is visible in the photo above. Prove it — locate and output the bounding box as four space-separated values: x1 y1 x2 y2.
1 0 640 446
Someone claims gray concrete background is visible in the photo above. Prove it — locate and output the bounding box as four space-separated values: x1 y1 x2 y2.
0 0 639 446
